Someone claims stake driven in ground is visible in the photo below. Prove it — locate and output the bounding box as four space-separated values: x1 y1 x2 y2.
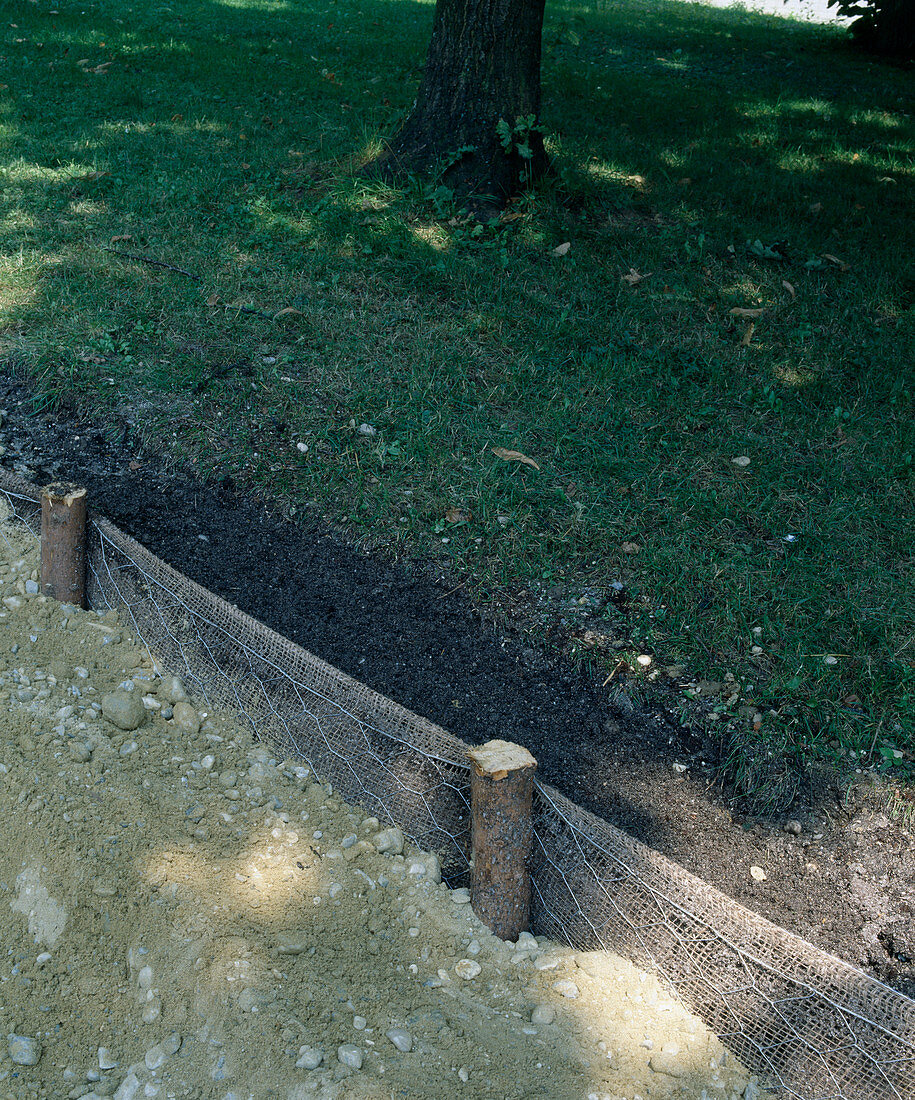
468 739 538 940
40 483 88 608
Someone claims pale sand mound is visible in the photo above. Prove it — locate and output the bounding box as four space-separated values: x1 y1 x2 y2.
0 516 767 1100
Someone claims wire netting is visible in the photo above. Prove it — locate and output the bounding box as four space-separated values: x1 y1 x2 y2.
2 468 913 1100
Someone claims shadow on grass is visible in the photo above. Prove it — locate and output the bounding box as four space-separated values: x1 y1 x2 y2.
1 0 912 795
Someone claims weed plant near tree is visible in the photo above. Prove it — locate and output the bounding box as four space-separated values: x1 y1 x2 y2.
0 0 912 810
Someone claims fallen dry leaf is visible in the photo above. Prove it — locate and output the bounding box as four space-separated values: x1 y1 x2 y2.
740 322 755 347
79 170 108 182
821 253 850 273
621 542 641 554
621 268 651 287
729 307 765 319
552 241 571 257
273 307 303 319
445 508 468 525
90 62 112 74
782 280 796 299
492 447 540 471
206 294 220 307
109 234 132 244
128 460 143 471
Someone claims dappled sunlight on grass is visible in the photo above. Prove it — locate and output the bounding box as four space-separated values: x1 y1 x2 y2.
743 99 840 121
0 271 39 326
2 159 87 186
585 161 650 189
773 365 819 388
407 223 450 250
66 199 109 218
212 0 294 10
0 209 39 232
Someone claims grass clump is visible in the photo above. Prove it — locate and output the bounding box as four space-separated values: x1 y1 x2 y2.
0 0 912 811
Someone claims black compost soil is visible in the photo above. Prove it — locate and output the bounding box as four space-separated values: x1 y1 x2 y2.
1 373 913 999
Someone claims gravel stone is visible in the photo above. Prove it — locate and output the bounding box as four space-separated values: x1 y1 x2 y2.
101 691 146 731
337 1043 363 1069
385 1028 413 1052
372 827 404 854
8 1033 41 1065
157 675 187 703
552 978 580 999
294 1047 323 1070
649 1052 687 1077
171 699 201 735
455 958 482 980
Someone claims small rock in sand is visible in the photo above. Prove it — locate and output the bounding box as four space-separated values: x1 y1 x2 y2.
171 700 201 735
157 674 187 703
649 1051 687 1077
385 1028 413 1052
337 1043 363 1069
145 1043 167 1070
372 827 404 855
295 1046 324 1070
552 978 580 999
98 1045 118 1070
8 1034 41 1065
101 691 146 732
455 959 482 980
161 1033 182 1056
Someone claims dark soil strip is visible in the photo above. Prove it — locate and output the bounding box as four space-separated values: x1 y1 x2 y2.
1 371 912 998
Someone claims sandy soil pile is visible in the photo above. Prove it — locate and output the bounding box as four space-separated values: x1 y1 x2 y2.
0 512 768 1100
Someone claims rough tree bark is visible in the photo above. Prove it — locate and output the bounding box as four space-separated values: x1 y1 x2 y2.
369 0 549 208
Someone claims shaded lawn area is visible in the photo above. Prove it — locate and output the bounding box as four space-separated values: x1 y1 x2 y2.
0 0 913 807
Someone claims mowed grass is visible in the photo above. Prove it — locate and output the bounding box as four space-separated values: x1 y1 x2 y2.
1 0 912 808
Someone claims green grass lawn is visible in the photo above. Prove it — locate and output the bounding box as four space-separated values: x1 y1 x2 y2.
1 0 913 809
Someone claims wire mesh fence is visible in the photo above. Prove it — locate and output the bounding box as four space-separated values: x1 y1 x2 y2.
2 468 913 1100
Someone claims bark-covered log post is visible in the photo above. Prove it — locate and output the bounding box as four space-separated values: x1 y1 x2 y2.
40 483 88 608
467 739 537 940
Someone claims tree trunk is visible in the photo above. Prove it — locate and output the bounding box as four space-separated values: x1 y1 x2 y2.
369 0 548 209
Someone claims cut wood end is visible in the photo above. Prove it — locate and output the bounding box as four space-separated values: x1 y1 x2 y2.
41 482 87 507
467 739 537 778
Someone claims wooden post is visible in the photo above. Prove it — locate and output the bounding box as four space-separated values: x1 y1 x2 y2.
40 483 88 608
467 739 537 941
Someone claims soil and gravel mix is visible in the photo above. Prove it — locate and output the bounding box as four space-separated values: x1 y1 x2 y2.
0 510 770 1100
0 372 912 1007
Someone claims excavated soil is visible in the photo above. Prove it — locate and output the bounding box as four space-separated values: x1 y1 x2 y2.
0 509 769 1100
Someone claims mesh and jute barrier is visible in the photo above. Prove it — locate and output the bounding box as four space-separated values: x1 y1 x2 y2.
1 466 913 1100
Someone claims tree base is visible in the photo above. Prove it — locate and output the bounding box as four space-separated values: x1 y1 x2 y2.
366 127 549 215
365 0 549 212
